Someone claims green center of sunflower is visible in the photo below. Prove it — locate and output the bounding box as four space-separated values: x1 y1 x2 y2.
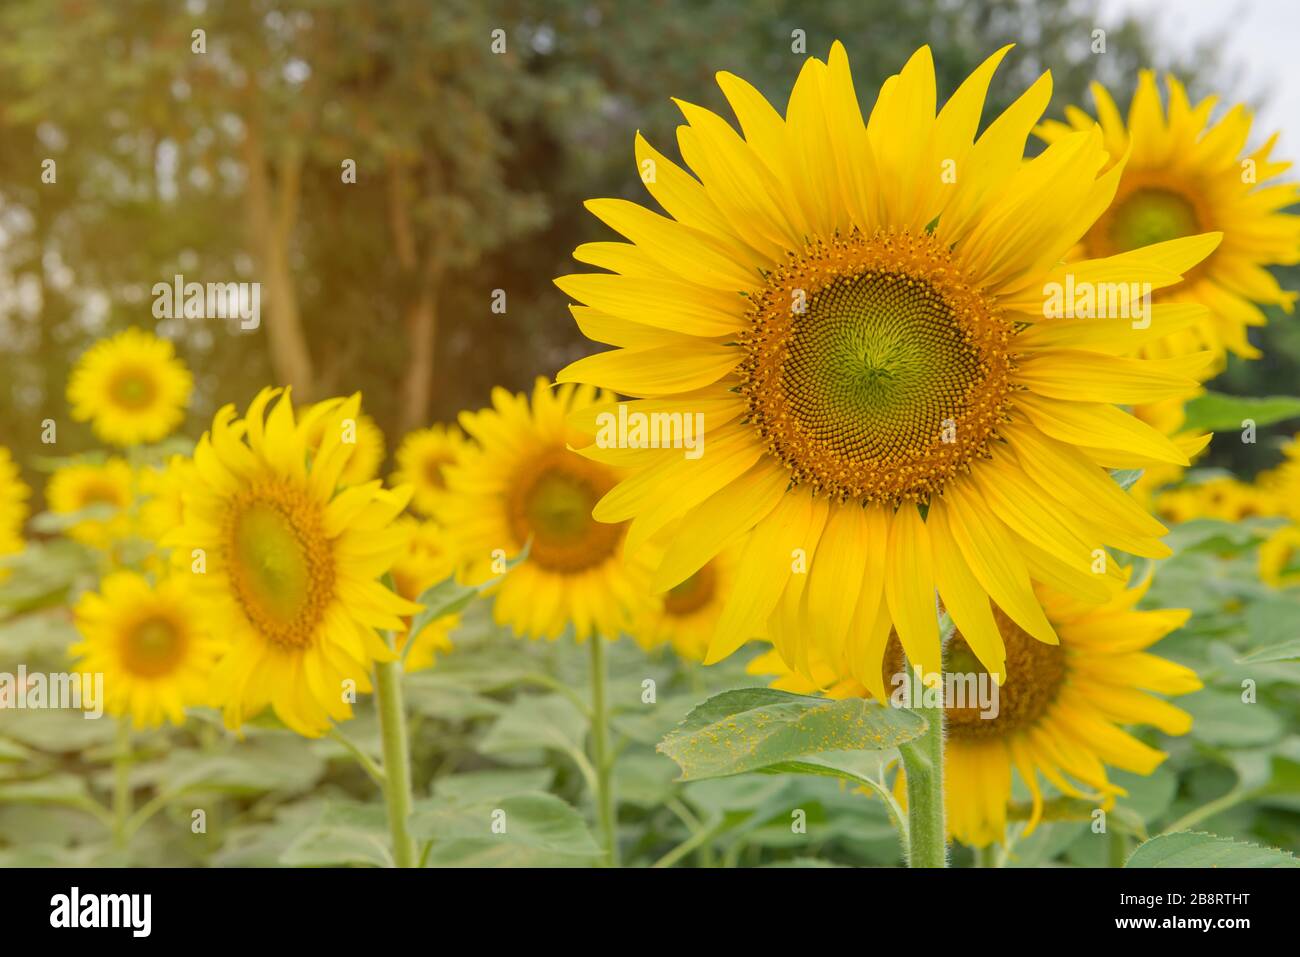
507 447 621 573
122 615 186 677
884 607 1067 740
226 481 336 649
662 562 716 617
741 230 1013 505
108 368 159 411
1108 187 1201 252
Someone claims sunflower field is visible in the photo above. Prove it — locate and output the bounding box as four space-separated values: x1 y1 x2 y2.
1 0 1300 881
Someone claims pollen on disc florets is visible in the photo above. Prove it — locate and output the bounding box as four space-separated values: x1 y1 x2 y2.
739 228 1015 507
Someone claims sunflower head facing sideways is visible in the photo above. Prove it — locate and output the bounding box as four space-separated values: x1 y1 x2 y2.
390 423 470 520
71 571 219 728
67 327 193 447
46 458 136 549
303 402 385 487
389 516 459 671
557 42 1218 688
1039 71 1300 365
0 446 29 578
442 377 651 642
751 574 1201 848
164 387 421 737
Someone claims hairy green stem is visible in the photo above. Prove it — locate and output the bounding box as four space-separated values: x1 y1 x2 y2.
588 635 619 867
375 640 417 868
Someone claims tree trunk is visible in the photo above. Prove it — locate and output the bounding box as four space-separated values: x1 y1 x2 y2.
243 123 315 399
387 159 442 432
398 290 438 433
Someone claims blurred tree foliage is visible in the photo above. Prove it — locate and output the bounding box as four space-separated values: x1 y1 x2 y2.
0 0 1217 490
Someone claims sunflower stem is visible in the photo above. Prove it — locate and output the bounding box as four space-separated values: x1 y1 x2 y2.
111 719 132 850
374 638 417 868
899 617 952 869
588 635 619 867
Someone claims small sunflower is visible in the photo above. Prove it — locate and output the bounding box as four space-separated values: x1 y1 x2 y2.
751 577 1200 848
165 388 420 737
46 458 136 548
390 517 458 671
390 424 470 520
631 543 737 661
70 571 218 728
557 43 1216 688
1259 524 1300 589
67 327 193 447
304 402 385 487
442 378 651 642
139 454 196 542
0 446 29 576
1039 71 1300 365
1155 474 1278 525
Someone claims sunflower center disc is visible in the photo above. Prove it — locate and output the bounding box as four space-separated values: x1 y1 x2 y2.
123 615 186 677
742 230 1013 505
508 448 621 573
226 482 336 648
1108 186 1201 252
109 367 159 411
662 562 716 617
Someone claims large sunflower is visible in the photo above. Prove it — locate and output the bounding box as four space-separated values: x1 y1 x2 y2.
67 327 193 447
750 577 1200 848
556 43 1217 689
71 571 218 728
390 424 469 520
442 378 651 642
46 458 136 549
165 388 419 737
1038 71 1300 365
0 446 29 577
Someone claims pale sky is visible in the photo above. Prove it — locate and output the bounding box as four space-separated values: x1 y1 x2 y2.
1101 0 1300 161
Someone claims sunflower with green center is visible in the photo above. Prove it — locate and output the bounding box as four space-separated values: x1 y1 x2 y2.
556 42 1217 689
751 575 1200 848
46 458 136 549
0 446 29 578
442 378 651 642
390 424 469 520
390 517 459 670
70 571 219 728
304 402 385 487
1038 71 1300 365
165 388 420 737
67 327 193 447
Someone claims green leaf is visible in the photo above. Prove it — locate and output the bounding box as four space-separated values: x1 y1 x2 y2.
431 768 555 805
1108 468 1144 492
410 792 602 867
1182 392 1300 433
478 694 587 757
1126 832 1300 868
1238 599 1300 662
404 542 530 651
656 688 927 782
1183 689 1283 748
279 802 392 867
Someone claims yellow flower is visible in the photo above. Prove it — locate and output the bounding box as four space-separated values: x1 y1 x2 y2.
390 424 469 520
139 455 196 542
555 43 1216 690
165 388 420 737
1039 71 1300 366
1154 475 1278 525
1259 524 1300 588
750 577 1200 848
67 328 193 447
304 403 385 487
442 378 652 642
631 543 738 661
390 517 458 671
0 446 29 577
46 459 136 548
70 571 219 728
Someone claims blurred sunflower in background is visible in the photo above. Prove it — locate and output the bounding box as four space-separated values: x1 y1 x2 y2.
1039 71 1300 365
1259 525 1300 588
558 42 1217 689
304 402 385 487
442 377 651 642
630 542 737 661
165 388 420 737
70 571 219 728
0 446 29 577
66 327 193 447
1154 473 1278 524
390 423 469 520
751 575 1200 848
46 458 136 549
138 454 196 543
389 516 459 670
